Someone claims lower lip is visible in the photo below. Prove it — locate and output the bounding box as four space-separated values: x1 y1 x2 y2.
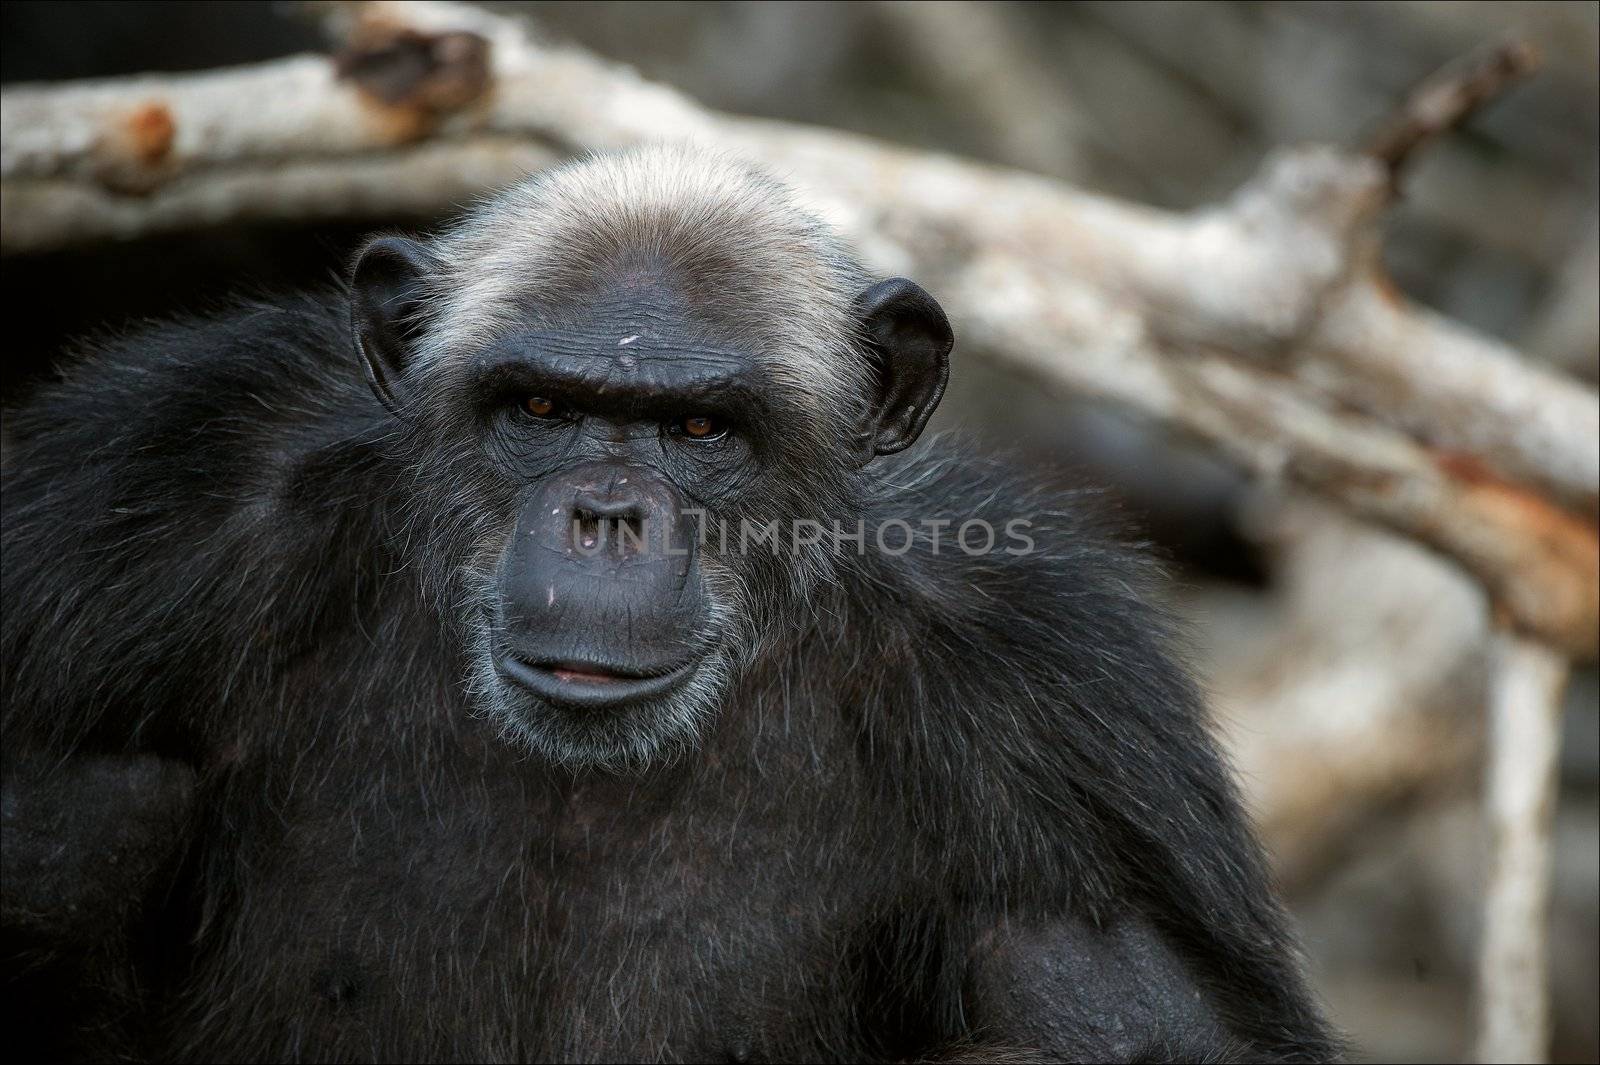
497 656 695 709
552 667 624 684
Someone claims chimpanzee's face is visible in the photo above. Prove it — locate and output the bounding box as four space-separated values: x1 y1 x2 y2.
453 274 790 767
351 237 950 770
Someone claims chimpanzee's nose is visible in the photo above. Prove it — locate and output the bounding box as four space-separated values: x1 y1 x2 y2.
571 490 640 519
497 465 706 683
570 488 650 556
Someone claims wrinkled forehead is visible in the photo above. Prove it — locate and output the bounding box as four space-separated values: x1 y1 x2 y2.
429 254 856 416
486 280 761 399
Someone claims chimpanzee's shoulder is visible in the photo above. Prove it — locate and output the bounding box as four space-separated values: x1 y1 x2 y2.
9 289 359 444
4 289 376 512
861 434 1182 648
844 437 1223 906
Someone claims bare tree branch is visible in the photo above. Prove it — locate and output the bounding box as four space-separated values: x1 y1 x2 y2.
1364 40 1540 177
1475 631 1570 1064
1 135 557 242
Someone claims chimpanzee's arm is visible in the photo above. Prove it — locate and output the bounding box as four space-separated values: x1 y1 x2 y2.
958 913 1242 1064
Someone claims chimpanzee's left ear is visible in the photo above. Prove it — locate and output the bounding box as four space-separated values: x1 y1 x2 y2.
351 235 437 418
853 278 953 462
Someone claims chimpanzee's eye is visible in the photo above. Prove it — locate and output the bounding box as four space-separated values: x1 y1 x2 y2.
677 415 726 441
524 396 559 418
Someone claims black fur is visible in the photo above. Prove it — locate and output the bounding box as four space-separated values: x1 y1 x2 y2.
1 291 1338 1062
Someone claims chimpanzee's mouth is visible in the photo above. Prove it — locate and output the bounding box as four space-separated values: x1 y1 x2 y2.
496 655 697 709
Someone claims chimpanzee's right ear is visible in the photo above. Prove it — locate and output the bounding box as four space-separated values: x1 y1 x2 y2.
351 236 436 417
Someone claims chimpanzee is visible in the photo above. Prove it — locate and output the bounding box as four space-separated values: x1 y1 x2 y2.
1 146 1337 1062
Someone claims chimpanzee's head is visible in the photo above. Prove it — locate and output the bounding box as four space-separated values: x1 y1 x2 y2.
351 147 951 769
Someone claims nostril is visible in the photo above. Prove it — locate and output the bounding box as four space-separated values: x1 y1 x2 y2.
572 508 602 551
610 513 647 552
570 506 649 553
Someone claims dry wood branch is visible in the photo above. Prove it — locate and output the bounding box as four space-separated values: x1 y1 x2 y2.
0 0 1595 655
1475 632 1570 1064
1365 40 1540 176
925 241 1598 658
2 136 557 243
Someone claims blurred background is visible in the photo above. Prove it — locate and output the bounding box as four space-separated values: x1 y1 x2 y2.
2 3 1596 1061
